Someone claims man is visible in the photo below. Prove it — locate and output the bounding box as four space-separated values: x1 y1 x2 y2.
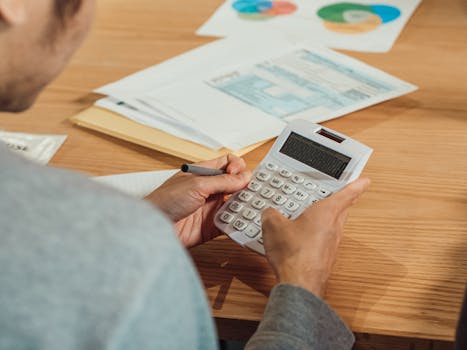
0 1 442 349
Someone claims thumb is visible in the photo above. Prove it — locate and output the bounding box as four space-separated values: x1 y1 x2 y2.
261 207 287 230
328 177 371 213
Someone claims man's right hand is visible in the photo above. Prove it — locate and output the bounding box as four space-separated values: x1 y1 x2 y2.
261 177 371 298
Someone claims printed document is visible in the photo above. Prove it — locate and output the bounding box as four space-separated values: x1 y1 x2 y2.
197 0 422 53
138 45 417 150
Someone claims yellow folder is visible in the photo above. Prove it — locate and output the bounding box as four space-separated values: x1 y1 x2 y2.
70 106 269 162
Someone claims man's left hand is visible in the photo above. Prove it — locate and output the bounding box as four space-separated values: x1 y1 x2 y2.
146 154 251 248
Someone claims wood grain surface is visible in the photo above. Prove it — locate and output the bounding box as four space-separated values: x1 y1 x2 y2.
0 0 466 343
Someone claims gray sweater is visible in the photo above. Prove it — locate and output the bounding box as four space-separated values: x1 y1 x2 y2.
0 145 354 350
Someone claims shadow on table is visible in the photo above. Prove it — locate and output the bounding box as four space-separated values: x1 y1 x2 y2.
326 236 408 327
190 236 275 310
190 235 408 323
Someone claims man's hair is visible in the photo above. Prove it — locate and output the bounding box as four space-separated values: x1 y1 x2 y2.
54 0 82 21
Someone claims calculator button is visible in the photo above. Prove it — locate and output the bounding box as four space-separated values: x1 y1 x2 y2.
294 190 309 201
281 183 296 195
252 198 266 210
278 210 291 219
242 209 257 221
247 180 262 192
285 200 300 212
304 180 317 190
270 177 284 189
291 175 304 184
265 163 279 171
279 169 292 178
272 194 287 206
256 171 271 182
260 187 275 199
310 198 320 205
318 188 332 198
245 225 261 238
254 216 262 226
228 201 243 213
238 191 254 202
219 211 235 224
233 219 248 231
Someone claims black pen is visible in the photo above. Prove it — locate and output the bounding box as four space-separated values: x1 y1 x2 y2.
181 164 226 176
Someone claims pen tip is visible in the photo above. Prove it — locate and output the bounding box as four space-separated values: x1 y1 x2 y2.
181 164 189 172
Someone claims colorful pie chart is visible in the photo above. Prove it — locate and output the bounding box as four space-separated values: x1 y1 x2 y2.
317 2 401 34
232 0 297 20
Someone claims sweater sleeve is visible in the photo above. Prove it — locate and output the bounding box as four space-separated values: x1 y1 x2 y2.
246 284 354 350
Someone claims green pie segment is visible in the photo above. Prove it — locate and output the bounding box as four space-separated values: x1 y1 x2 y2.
317 3 373 23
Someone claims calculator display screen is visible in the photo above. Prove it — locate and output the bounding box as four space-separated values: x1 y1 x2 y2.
279 132 351 179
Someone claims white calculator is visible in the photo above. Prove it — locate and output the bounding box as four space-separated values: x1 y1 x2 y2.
214 119 373 255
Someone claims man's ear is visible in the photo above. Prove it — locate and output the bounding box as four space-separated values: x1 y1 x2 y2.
0 0 26 26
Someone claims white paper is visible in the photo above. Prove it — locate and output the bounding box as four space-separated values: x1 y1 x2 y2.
139 44 417 150
95 36 300 150
197 0 422 53
0 131 67 165
96 36 301 100
95 97 223 150
93 169 178 199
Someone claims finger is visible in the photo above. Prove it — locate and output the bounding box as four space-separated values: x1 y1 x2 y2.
194 154 246 174
194 170 252 197
226 155 247 175
325 177 371 213
193 154 230 170
261 207 287 230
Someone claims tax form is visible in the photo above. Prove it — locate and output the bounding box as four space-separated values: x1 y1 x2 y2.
138 44 417 150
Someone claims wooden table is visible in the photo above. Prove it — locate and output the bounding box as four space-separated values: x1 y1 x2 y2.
1 0 466 346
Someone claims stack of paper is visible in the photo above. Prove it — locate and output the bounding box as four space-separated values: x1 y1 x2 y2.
88 35 416 155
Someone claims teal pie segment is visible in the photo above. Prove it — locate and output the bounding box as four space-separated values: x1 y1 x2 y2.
232 1 273 14
370 4 401 23
232 0 298 20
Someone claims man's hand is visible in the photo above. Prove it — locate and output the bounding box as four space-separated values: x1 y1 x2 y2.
261 177 371 298
146 154 251 248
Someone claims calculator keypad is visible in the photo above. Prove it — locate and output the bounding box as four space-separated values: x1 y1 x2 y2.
279 169 292 178
245 225 261 238
293 190 309 201
247 180 262 192
260 187 275 199
252 198 266 210
256 171 271 182
272 194 287 206
229 201 243 213
217 163 335 248
233 219 248 231
242 208 257 221
282 183 296 195
238 191 253 202
270 177 284 189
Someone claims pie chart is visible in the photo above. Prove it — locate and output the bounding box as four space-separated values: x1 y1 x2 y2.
317 2 401 34
232 0 297 21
